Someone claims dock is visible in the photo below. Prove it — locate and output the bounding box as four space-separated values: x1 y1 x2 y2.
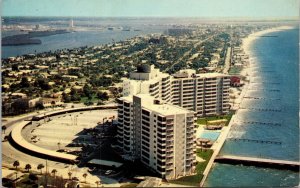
215 155 300 171
227 138 282 145
234 121 281 126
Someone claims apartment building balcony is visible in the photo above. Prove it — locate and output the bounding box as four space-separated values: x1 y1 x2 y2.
186 141 194 147
166 162 173 168
166 120 174 125
182 89 195 93
205 94 217 98
205 98 217 102
149 85 159 92
117 128 123 134
166 152 173 157
187 132 194 139
162 84 171 90
204 102 217 107
186 147 194 153
166 131 173 136
205 111 217 116
166 147 173 152
204 93 217 98
162 91 171 97
183 97 195 101
166 126 174 131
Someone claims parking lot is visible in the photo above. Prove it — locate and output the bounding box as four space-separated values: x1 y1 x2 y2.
22 109 117 153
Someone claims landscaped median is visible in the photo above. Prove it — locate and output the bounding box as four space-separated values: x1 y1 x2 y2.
169 149 213 186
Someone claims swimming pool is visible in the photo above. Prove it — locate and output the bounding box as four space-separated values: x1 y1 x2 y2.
199 131 220 141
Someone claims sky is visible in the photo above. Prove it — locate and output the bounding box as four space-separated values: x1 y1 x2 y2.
2 0 299 18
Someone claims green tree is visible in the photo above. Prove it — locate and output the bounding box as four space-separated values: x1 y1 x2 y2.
13 160 20 171
25 164 32 172
2 126 7 134
20 77 30 88
83 84 94 99
37 164 45 175
97 91 109 101
51 169 57 178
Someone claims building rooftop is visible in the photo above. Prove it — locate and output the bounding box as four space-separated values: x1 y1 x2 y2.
121 94 193 116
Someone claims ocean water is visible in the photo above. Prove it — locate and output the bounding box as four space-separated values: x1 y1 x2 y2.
205 28 299 186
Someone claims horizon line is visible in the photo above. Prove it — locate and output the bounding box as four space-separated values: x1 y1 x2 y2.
2 15 299 21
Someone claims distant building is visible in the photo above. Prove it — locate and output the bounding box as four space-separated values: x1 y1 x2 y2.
230 76 241 87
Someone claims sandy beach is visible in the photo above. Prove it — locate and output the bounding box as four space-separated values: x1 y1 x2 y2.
242 25 294 56
232 25 294 108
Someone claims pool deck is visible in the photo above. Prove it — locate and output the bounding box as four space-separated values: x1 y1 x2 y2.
199 114 236 187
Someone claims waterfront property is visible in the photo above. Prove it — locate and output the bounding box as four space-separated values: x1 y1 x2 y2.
117 94 196 180
116 64 231 180
122 64 231 117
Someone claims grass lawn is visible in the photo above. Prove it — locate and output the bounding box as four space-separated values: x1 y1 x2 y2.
169 149 213 186
197 111 234 126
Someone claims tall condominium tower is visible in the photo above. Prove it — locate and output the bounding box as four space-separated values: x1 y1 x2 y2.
117 64 230 179
122 64 230 117
117 94 196 179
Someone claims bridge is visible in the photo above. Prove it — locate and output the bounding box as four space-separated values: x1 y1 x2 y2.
215 155 300 171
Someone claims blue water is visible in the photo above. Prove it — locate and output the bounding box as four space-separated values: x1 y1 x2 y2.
2 27 167 58
199 131 220 141
206 28 299 186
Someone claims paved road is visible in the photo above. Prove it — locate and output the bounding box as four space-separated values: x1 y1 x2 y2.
223 47 232 74
1 105 120 187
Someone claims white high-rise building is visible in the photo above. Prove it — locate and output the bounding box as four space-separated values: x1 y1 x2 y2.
122 64 230 117
117 94 196 179
117 64 230 179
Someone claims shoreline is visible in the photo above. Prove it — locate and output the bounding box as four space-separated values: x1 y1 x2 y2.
242 25 294 59
235 25 294 107
200 25 295 187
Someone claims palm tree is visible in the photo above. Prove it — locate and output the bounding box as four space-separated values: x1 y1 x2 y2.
51 169 57 178
2 125 7 134
68 171 72 180
25 164 31 172
95 180 101 188
13 160 20 171
37 164 45 175
83 173 87 183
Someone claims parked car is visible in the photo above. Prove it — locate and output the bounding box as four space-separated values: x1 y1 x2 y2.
105 170 113 175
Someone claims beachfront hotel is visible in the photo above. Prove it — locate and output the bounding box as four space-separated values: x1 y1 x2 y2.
117 64 230 179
